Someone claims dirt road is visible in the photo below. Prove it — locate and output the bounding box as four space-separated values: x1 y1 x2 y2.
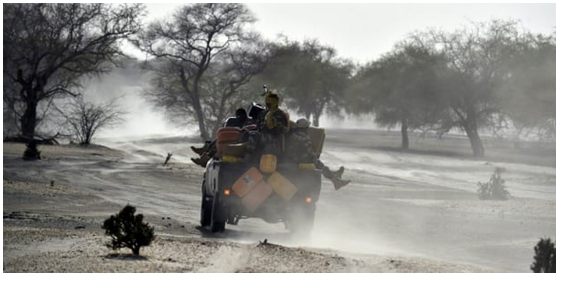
3 130 555 272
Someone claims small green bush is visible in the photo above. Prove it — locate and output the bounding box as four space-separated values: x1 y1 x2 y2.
102 204 155 255
531 238 556 273
477 168 510 200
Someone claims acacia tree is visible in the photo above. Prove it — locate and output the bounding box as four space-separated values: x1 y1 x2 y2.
135 3 268 140
260 39 352 126
201 42 271 133
419 20 526 157
347 42 448 149
3 3 144 141
498 33 556 142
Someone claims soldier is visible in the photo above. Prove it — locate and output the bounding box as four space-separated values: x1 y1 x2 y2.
286 118 350 190
225 108 253 128
259 91 289 155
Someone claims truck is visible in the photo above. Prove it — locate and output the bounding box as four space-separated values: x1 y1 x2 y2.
199 103 325 237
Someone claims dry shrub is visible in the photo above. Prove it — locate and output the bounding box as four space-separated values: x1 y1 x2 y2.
531 238 556 273
477 168 510 200
102 204 155 255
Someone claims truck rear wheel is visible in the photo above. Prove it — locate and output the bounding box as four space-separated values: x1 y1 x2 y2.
200 195 213 227
210 192 226 232
200 181 213 227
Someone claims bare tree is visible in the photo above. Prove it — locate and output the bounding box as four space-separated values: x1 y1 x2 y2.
3 3 144 141
347 41 448 150
260 39 353 127
418 20 524 157
498 33 556 142
57 97 124 146
200 41 271 133
135 3 268 140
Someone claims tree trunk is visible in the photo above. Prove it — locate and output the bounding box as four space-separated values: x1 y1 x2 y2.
401 118 409 150
313 102 324 128
313 115 320 127
190 81 211 141
464 122 485 157
21 90 38 140
211 94 231 134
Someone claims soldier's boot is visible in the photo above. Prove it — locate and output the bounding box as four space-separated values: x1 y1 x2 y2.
331 177 351 191
191 154 210 167
321 166 333 179
332 166 345 178
191 141 212 155
191 145 207 155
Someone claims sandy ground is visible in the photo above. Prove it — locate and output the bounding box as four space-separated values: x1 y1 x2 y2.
2 130 555 273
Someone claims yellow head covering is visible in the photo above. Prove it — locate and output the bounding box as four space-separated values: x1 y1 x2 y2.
265 92 279 109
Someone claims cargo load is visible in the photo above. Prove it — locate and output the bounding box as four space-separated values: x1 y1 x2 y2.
232 167 263 197
199 100 322 236
267 171 298 201
241 180 273 212
260 154 277 173
216 127 241 157
307 126 325 156
223 143 248 157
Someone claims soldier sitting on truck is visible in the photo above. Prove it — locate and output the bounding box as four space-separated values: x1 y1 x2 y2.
191 108 252 167
286 118 351 190
258 91 289 155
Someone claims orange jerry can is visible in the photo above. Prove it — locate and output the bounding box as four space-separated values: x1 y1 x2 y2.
267 172 298 201
232 167 263 197
241 180 273 213
260 154 277 173
216 127 242 156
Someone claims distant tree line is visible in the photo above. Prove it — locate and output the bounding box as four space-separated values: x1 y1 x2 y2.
3 3 555 157
346 20 555 156
262 19 555 157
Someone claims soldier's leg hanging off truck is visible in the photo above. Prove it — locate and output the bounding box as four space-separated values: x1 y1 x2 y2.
317 161 350 191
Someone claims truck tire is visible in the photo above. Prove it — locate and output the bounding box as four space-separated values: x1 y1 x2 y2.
200 194 213 228
210 192 226 232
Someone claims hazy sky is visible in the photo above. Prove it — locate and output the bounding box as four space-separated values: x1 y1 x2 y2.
139 2 556 64
111 2 558 136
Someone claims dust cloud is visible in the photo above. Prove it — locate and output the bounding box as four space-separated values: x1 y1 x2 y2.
77 60 378 143
67 58 554 273
80 62 192 140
